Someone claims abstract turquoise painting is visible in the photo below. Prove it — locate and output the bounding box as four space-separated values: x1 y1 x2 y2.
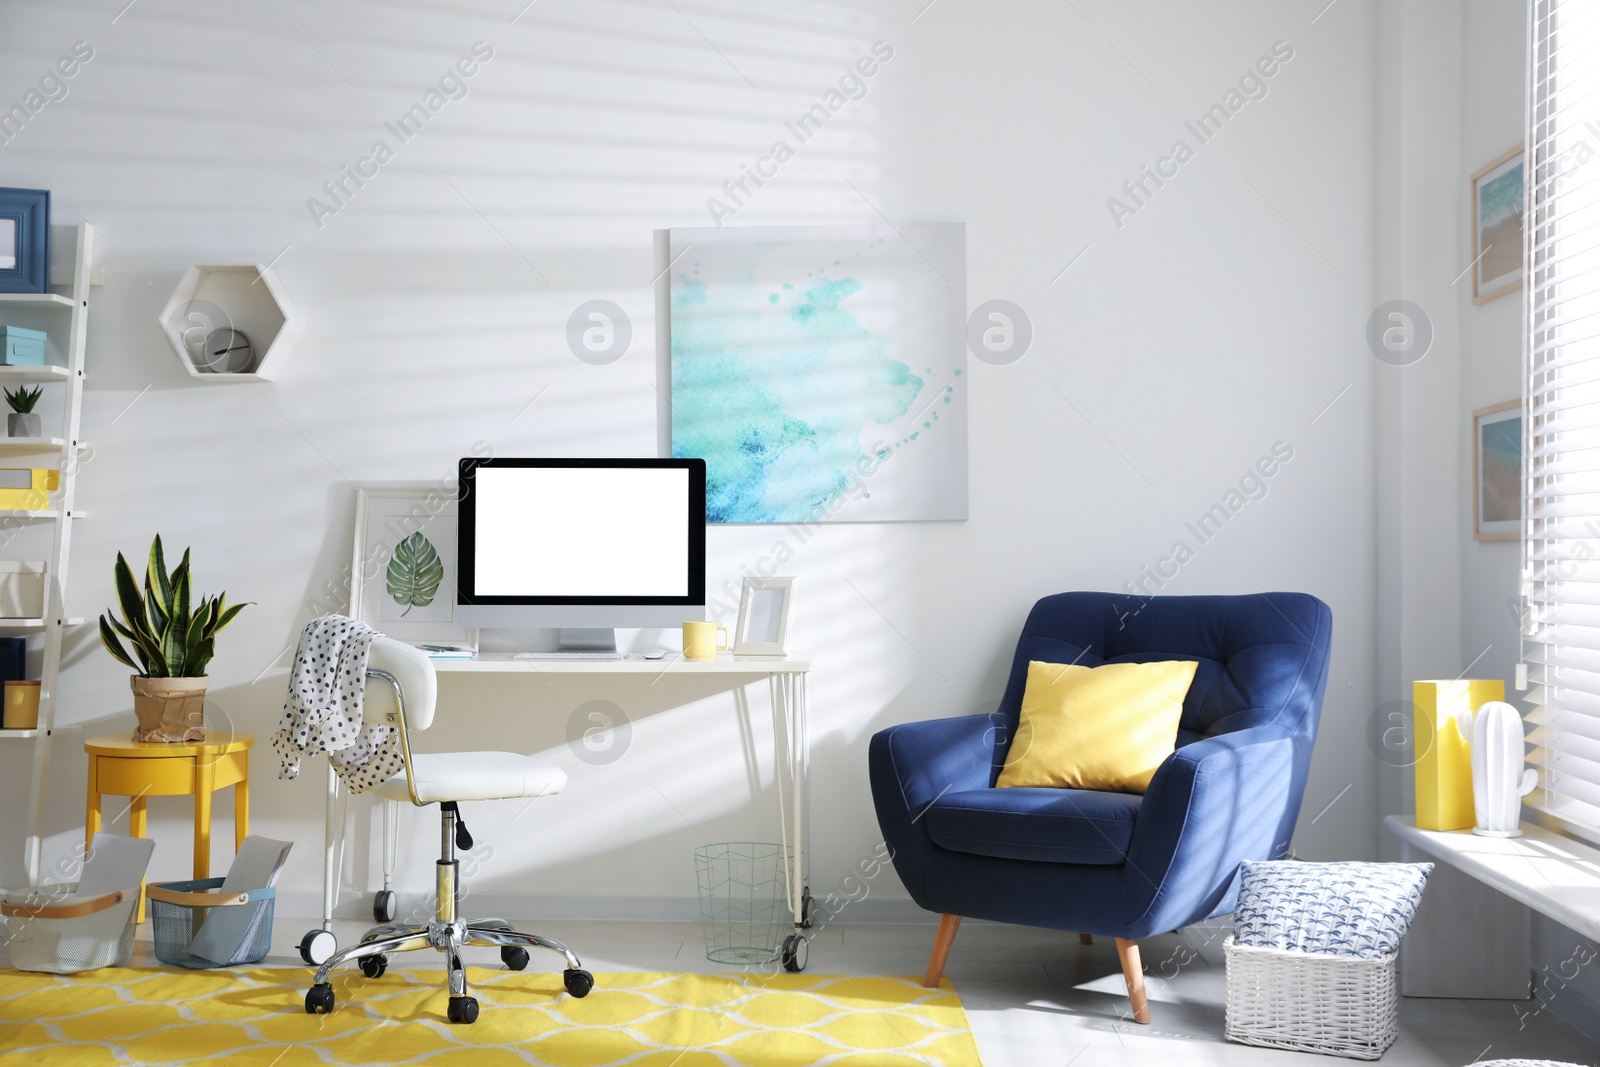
664 224 967 523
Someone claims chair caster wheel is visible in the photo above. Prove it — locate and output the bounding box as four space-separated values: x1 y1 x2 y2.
305 983 335 1014
563 968 594 998
782 934 808 973
359 954 388 979
447 995 479 1024
502 946 530 971
372 890 396 923
299 929 337 966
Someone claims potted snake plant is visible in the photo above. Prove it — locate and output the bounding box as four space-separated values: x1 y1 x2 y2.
98 535 247 743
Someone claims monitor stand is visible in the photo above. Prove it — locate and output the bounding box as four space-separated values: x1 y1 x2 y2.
557 628 617 653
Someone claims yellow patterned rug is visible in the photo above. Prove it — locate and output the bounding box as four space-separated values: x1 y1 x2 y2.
0 967 982 1065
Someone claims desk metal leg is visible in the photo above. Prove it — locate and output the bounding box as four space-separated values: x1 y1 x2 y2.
772 671 812 973
768 676 794 916
323 764 340 931
775 672 811 931
374 797 398 923
794 673 810 930
298 764 343 967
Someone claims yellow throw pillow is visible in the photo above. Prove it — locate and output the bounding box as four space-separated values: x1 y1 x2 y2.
996 659 1199 794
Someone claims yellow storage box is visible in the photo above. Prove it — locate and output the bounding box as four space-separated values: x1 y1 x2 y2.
0 468 59 510
1413 678 1503 831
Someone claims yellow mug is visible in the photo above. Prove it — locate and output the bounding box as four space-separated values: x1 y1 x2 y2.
683 621 728 661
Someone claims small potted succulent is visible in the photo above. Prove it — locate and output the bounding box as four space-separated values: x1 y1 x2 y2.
98 535 248 743
5 386 42 438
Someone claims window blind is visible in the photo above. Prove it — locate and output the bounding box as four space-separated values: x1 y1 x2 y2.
1524 0 1600 833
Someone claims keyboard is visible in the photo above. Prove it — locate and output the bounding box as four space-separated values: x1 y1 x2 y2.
513 651 626 660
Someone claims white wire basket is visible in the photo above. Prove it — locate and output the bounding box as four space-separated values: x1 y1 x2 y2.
1224 935 1398 1060
1 883 139 974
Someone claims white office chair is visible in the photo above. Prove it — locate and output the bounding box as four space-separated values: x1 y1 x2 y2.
303 636 591 1024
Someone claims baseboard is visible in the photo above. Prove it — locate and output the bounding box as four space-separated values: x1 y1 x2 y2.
273 892 940 925
1539 981 1600 1044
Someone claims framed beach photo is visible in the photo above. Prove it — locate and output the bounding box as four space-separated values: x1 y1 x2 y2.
0 188 49 294
733 577 795 656
350 484 478 648
1471 145 1525 305
1474 401 1522 542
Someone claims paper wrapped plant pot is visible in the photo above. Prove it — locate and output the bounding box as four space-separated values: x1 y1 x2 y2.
130 676 206 743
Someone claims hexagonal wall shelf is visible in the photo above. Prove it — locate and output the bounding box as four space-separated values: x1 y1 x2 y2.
158 264 301 382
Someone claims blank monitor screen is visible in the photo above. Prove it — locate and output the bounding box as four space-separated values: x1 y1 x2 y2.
458 458 705 606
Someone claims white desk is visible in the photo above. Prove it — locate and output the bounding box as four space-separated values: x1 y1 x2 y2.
431 652 809 675
407 654 813 934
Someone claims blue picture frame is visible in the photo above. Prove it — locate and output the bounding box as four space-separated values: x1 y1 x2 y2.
0 188 49 294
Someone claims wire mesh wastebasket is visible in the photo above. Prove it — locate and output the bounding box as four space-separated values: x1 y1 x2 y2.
694 842 790 964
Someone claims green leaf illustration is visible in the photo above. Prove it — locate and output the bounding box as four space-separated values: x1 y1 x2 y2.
386 531 444 616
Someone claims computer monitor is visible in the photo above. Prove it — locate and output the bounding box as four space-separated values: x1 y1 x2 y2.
456 457 706 648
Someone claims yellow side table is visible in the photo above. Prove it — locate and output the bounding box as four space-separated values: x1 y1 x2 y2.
84 733 253 921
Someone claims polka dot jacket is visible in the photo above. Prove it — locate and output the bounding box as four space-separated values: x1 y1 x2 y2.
271 615 403 794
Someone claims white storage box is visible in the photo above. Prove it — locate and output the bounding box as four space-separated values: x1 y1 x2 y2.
0 835 154 974
0 560 46 618
1224 935 1398 1060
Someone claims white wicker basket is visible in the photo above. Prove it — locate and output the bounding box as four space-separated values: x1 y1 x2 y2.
1224 935 1398 1060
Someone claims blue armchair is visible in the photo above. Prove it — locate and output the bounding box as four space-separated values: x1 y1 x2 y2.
868 591 1332 1023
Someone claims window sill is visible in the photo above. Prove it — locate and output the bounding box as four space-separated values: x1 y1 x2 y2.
1384 814 1600 942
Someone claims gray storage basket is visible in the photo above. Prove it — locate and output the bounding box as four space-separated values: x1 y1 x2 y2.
147 877 275 969
1 883 140 973
694 842 790 965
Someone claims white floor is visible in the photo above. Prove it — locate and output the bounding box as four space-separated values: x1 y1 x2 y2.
143 914 1600 1065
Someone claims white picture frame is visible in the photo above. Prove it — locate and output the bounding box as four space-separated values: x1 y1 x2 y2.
350 484 478 649
733 577 794 656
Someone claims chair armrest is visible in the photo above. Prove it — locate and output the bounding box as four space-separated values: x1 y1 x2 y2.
1122 724 1305 936
870 713 1000 816
869 713 1003 909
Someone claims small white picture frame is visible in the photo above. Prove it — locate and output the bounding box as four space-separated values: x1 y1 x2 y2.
734 577 794 656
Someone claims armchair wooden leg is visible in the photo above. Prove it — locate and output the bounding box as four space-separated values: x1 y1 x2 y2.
1078 933 1093 945
924 914 961 988
1115 937 1151 1024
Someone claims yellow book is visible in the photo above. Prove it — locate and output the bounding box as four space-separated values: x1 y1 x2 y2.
0 469 60 511
1413 678 1503 831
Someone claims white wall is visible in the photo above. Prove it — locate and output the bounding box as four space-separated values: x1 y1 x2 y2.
1374 0 1469 836
0 0 1380 920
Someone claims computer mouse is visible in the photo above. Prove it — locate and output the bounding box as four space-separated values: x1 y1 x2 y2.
642 649 667 660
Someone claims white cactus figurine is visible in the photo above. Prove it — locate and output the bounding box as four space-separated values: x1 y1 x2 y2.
1471 700 1537 837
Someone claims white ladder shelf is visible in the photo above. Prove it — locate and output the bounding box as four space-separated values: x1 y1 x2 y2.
0 223 95 886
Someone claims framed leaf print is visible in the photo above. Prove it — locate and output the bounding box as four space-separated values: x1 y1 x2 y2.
350 484 477 648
